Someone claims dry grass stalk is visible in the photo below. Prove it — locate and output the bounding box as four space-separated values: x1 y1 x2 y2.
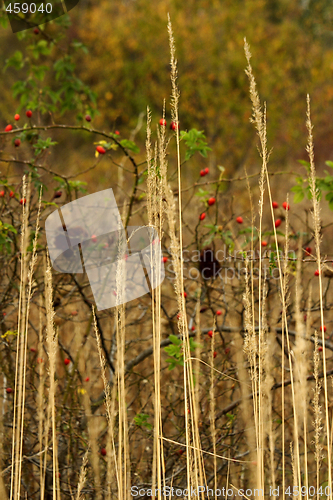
10 176 42 500
282 199 302 492
38 293 47 500
0 365 7 498
93 308 119 499
10 176 29 500
260 276 278 491
243 256 258 430
148 102 167 497
290 441 297 494
294 236 310 500
113 216 130 499
81 389 102 499
166 15 206 497
244 40 269 495
244 39 304 496
312 328 323 497
306 94 332 496
44 257 61 500
238 169 258 484
75 449 89 500
209 320 217 498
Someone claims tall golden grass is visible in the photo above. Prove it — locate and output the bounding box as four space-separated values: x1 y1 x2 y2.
1 21 333 500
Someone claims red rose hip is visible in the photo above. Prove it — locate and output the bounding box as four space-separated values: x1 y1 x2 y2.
96 145 106 154
236 216 243 224
275 219 281 228
208 197 216 206
26 110 32 118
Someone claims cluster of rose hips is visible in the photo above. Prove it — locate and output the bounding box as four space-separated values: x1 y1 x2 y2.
4 111 33 149
5 110 33 131
257 200 291 246
198 198 296 250
159 118 178 130
0 189 27 206
271 201 323 278
272 200 290 229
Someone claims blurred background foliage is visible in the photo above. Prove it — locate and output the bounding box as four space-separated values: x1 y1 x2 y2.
1 0 333 189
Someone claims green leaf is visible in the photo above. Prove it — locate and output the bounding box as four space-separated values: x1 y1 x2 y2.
169 334 181 346
291 185 305 203
325 161 333 169
119 139 140 154
296 176 303 184
164 344 180 357
195 188 210 199
30 40 52 59
33 137 58 155
180 129 212 161
189 337 201 350
3 223 17 234
294 191 304 203
325 192 333 202
203 234 215 247
239 227 256 234
42 201 59 207
297 159 310 169
138 170 148 185
4 51 24 71
165 358 177 370
134 413 152 430
71 40 89 54
31 65 48 81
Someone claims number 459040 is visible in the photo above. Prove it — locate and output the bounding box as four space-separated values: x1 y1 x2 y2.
5 3 53 13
